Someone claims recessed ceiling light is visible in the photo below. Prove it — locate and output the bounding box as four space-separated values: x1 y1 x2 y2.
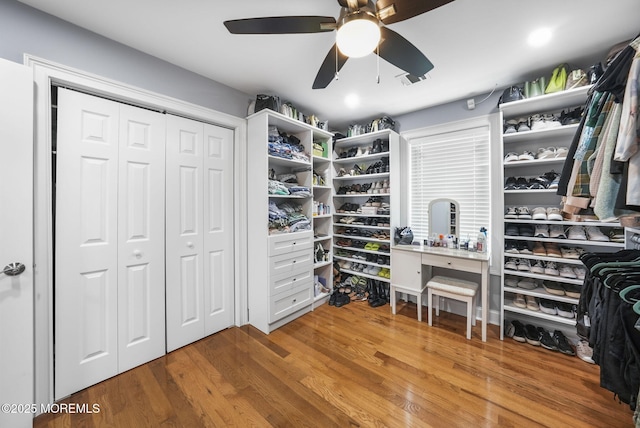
344 93 360 109
527 28 552 47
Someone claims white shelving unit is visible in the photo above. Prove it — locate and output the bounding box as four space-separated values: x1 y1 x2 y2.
331 130 400 288
499 85 625 339
247 109 333 334
312 136 334 306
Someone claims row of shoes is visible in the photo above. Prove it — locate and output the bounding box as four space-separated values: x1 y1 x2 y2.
512 294 576 319
505 320 576 355
504 258 586 279
336 180 389 195
504 171 560 190
506 240 584 258
505 223 610 241
336 158 390 177
337 216 390 227
335 249 390 266
335 238 390 252
503 109 581 135
505 206 563 220
505 276 581 297
340 261 390 277
337 139 389 159
335 227 390 240
504 146 568 163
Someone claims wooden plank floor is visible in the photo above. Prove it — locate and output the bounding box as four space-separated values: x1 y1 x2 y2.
35 300 634 427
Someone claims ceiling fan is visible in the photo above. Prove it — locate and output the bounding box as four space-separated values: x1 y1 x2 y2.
224 0 454 89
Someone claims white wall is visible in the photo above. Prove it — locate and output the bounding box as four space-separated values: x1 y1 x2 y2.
0 0 251 118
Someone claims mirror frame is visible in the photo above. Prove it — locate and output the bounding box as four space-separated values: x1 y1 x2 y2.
428 198 459 237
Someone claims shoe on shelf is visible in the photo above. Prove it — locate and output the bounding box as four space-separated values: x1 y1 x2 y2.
504 152 520 162
504 276 519 287
536 147 557 159
526 295 539 311
586 226 610 242
530 114 545 131
562 283 582 298
505 320 526 342
518 150 535 161
517 206 532 219
505 206 518 218
560 246 584 259
544 262 559 276
546 207 564 221
567 225 587 240
504 258 518 271
518 242 533 254
504 120 518 134
534 224 549 238
538 327 558 351
553 330 576 356
513 293 526 308
531 206 548 220
517 278 537 290
545 242 562 257
517 259 531 271
530 260 545 274
519 225 535 237
549 224 567 239
555 147 569 158
576 340 595 363
517 118 531 132
556 303 575 319
539 299 557 315
543 281 565 296
559 265 577 279
505 240 520 253
504 176 518 190
532 242 547 256
524 324 541 346
573 266 586 280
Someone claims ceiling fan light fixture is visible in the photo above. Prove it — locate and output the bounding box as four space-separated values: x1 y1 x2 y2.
336 11 381 58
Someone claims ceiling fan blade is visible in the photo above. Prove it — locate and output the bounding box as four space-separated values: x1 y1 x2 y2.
224 16 336 34
376 26 434 76
313 44 349 89
375 0 454 25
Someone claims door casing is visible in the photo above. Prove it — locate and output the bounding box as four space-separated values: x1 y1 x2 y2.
26 55 248 408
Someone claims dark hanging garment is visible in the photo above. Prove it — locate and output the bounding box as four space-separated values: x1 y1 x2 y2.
593 44 636 103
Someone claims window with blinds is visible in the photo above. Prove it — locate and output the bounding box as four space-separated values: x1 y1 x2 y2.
408 125 491 243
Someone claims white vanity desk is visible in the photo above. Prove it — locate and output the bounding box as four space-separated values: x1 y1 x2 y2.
391 244 491 342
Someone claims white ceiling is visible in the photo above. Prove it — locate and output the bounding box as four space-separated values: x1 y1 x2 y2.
18 0 640 129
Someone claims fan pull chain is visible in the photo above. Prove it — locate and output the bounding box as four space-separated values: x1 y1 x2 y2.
335 45 339 81
376 45 380 84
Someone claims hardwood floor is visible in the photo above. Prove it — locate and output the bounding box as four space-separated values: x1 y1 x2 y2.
35 300 634 427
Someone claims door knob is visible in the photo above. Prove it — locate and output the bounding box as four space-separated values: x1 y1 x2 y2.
187 242 194 249
133 250 142 258
1 262 26 276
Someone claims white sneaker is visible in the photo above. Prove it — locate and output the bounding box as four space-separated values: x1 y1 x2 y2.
534 224 549 238
544 262 559 276
567 226 587 240
517 259 531 271
585 226 610 242
576 340 595 364
573 266 586 280
530 260 545 274
559 265 577 278
518 150 535 161
504 206 518 219
549 224 567 239
546 207 564 221
531 207 547 220
504 258 518 270
517 206 532 219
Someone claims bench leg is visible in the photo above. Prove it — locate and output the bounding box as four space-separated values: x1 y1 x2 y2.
466 297 472 340
427 289 433 326
390 286 397 315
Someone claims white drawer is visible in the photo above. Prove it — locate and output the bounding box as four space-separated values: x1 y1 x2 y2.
270 267 313 296
268 231 313 256
422 253 482 274
269 281 313 322
269 249 313 276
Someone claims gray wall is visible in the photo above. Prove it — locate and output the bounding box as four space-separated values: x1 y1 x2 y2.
0 0 251 118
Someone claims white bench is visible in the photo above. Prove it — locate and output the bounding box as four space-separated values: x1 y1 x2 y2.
427 275 479 340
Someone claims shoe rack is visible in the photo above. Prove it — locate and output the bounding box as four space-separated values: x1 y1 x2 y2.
331 130 400 288
247 109 333 334
499 85 624 340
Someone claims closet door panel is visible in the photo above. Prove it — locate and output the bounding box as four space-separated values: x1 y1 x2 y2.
166 115 205 352
55 89 119 400
117 105 166 372
203 125 235 335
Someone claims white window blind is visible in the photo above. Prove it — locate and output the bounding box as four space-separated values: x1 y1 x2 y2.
408 125 491 243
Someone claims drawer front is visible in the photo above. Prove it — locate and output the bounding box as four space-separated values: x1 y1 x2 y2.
269 249 313 276
270 267 313 296
269 281 313 322
421 253 482 274
268 231 313 256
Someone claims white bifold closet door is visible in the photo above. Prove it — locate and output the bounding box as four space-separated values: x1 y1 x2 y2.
55 89 166 399
165 115 235 352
